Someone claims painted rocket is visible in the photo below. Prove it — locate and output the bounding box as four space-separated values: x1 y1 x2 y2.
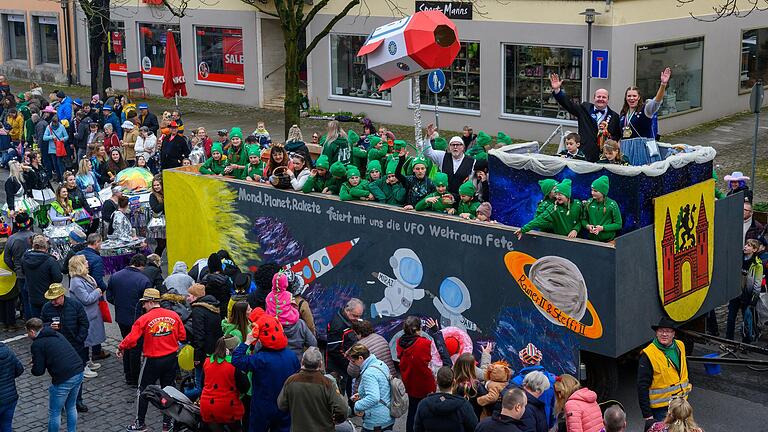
284 238 359 288
356 10 461 91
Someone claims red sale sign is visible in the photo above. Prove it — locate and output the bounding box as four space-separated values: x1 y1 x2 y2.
222 29 243 78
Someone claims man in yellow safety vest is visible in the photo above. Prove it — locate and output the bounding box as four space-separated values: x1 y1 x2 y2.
637 317 692 431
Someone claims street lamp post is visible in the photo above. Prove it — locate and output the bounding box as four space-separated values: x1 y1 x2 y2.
60 0 73 86
580 8 600 99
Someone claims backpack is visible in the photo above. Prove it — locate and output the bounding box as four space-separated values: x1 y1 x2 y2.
371 364 408 418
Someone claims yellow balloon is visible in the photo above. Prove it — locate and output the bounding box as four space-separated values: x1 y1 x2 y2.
178 344 195 371
0 251 16 297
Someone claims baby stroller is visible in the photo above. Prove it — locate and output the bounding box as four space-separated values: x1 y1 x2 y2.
142 385 201 432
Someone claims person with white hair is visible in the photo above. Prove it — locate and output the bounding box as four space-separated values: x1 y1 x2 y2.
326 298 364 396
519 371 551 432
277 346 349 431
421 133 476 199
603 404 627 432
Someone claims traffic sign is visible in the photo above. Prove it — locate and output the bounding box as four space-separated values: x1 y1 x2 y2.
428 69 446 94
591 49 609 79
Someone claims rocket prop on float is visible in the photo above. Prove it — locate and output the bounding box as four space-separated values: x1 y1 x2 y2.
356 10 461 91
283 238 359 289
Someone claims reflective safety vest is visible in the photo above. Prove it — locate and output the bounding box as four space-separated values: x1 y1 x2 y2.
642 339 692 408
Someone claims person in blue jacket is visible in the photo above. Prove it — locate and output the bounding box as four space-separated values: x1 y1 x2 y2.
232 314 300 432
42 115 68 181
510 343 557 429
54 90 73 124
102 105 122 139
0 340 24 432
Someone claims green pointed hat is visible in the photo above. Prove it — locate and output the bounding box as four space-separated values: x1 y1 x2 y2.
473 151 488 161
346 165 361 178
229 127 243 140
411 156 428 171
368 135 382 147
433 137 448 151
385 159 399 176
476 131 492 147
433 172 448 187
366 160 382 174
393 140 407 151
555 178 572 199
247 145 259 157
315 155 330 170
591 175 609 196
211 142 224 155
330 161 347 178
459 181 476 197
347 130 360 145
538 179 558 196
497 131 512 145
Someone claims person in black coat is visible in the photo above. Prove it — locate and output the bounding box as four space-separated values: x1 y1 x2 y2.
21 235 63 318
550 73 621 162
518 371 550 432
0 340 23 431
184 284 223 400
247 262 280 309
476 388 528 432
72 112 92 160
160 122 189 170
202 253 231 319
22 152 49 196
138 104 159 136
414 366 478 432
143 254 164 293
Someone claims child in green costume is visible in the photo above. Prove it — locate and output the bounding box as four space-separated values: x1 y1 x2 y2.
535 179 559 217
224 127 249 179
466 131 491 160
366 160 382 183
302 155 333 193
369 160 406 205
582 175 623 242
199 142 229 175
339 166 373 201
244 146 265 182
415 172 452 214
516 179 583 239
348 130 369 172
454 181 481 219
325 161 347 195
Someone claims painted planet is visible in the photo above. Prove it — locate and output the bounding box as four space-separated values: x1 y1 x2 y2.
115 167 155 193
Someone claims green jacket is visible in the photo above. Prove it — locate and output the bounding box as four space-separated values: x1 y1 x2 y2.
415 191 451 213
339 180 371 201
245 161 265 180
227 145 249 179
581 197 622 241
199 157 229 175
534 198 555 218
321 136 352 165
369 178 406 205
302 173 344 194
457 200 481 219
352 146 368 172
522 200 583 237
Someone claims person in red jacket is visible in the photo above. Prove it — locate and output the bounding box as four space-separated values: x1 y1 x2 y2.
397 316 437 432
117 288 187 432
201 335 249 431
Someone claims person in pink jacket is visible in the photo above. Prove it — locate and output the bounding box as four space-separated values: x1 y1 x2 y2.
554 374 604 432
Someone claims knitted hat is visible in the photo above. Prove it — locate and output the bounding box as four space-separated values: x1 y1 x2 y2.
476 131 492 147
392 140 407 151
476 202 492 219
346 165 361 178
248 307 265 323
367 160 382 174
315 155 330 170
229 127 243 141
347 130 360 145
247 146 260 157
255 314 288 350
433 172 448 187
330 161 347 178
519 343 542 365
555 179 572 199
211 142 223 155
69 227 86 243
266 273 299 325
459 181 476 197
538 179 558 196
14 213 33 231
223 334 240 351
433 137 448 151
385 159 399 176
368 135 382 147
411 157 428 171
591 175 609 196
445 336 460 356
188 283 206 298
497 132 512 145
449 136 464 146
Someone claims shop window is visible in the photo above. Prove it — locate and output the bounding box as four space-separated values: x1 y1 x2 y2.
36 16 59 65
503 44 583 120
195 26 244 86
138 22 181 76
6 15 26 61
636 37 703 115
108 21 127 73
741 28 768 91
330 34 390 101
417 41 480 111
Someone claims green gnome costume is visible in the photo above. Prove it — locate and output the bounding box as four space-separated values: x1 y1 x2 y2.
366 160 382 181
369 159 406 205
226 127 249 179
244 145 265 180
521 178 583 237
339 165 371 201
415 172 451 213
199 142 230 175
535 179 559 217
320 130 352 165
348 130 369 172
456 181 481 218
466 131 491 160
302 155 333 193
581 175 623 242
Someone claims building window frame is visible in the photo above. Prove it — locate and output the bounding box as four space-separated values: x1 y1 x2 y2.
136 22 181 80
5 14 28 62
499 42 583 125
634 35 705 118
327 33 392 107
34 15 60 66
84 20 127 76
409 40 481 114
193 25 245 90
739 26 768 94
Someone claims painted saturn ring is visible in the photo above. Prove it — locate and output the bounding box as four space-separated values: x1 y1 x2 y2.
504 251 603 339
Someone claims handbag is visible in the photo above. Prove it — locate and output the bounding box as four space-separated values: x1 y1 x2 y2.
148 213 166 228
32 188 55 204
98 299 113 323
49 126 67 157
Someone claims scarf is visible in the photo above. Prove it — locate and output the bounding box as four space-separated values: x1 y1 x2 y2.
652 337 680 372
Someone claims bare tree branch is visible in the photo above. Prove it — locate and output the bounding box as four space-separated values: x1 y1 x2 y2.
676 0 768 21
299 0 330 35
300 0 360 64
239 0 279 17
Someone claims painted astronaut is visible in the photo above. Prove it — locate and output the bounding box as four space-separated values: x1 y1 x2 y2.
371 249 425 318
433 277 478 332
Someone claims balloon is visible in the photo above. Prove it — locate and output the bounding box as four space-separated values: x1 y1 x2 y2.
178 344 195 371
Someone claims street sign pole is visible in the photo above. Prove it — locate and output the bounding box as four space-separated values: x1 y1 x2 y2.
427 69 446 133
750 81 764 192
435 93 440 131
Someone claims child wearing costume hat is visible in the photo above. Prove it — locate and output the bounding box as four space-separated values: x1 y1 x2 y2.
454 181 481 219
199 142 230 176
369 159 406 205
516 179 583 239
224 127 249 179
415 172 452 213
302 155 333 193
244 146 265 182
366 160 382 183
724 171 753 203
582 175 623 242
466 131 491 160
395 152 435 210
366 135 388 168
476 202 492 222
536 179 559 218
339 165 373 201
325 161 347 195
347 130 369 173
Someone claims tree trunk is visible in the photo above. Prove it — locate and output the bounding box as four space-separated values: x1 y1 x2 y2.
85 0 111 97
283 33 302 137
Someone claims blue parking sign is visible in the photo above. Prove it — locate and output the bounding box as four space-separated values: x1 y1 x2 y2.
591 50 609 79
428 70 446 94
